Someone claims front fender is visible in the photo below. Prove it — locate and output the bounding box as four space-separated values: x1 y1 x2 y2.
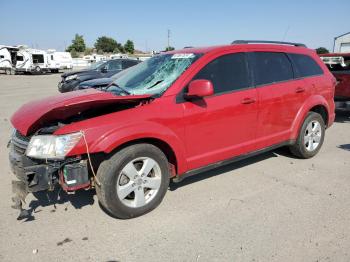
290 95 331 139
68 121 188 174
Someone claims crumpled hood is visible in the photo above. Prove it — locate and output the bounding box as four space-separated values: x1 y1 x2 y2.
79 78 113 88
11 89 151 136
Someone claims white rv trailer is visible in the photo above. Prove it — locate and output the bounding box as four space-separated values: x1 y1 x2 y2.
0 45 19 74
15 47 50 74
83 54 107 64
110 53 129 59
47 49 73 72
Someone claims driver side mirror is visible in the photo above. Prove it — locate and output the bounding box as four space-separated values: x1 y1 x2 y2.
185 79 214 99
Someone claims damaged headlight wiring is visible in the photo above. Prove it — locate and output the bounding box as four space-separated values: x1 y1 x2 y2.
26 132 82 160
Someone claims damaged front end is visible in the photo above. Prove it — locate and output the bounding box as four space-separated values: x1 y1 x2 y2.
8 89 153 216
9 129 91 211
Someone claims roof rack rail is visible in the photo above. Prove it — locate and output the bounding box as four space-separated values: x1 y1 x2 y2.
232 40 306 47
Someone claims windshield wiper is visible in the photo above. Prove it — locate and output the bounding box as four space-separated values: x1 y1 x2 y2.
147 80 164 89
108 82 131 95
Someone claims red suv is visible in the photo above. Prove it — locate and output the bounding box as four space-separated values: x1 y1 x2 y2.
9 40 335 218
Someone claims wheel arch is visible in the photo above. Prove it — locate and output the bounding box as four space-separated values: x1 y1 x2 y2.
107 137 179 177
291 95 331 139
85 122 188 175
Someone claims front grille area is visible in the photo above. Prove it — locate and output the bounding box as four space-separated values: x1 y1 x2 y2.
11 130 30 155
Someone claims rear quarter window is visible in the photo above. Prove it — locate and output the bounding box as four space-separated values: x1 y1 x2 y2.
289 53 323 78
248 52 293 86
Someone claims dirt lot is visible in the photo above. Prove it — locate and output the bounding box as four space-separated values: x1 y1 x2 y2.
0 74 349 262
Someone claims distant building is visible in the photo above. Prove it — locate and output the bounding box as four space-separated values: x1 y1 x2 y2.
334 32 350 53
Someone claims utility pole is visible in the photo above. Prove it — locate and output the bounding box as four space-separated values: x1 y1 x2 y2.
167 29 171 50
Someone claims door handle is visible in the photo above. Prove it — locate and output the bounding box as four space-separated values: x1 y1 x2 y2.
295 87 305 93
241 97 256 104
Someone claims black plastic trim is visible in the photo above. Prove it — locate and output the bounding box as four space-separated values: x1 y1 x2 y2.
232 40 306 47
173 140 295 183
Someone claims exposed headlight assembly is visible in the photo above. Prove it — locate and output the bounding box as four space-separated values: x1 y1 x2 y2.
65 74 78 81
26 132 82 160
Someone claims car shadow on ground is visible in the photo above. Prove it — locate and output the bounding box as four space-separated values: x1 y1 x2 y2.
18 188 95 221
169 149 287 191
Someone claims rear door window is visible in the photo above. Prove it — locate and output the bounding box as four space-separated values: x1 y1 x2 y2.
248 52 293 86
193 52 251 94
289 53 324 78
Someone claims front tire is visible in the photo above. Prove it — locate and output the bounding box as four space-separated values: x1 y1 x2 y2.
289 112 325 158
96 144 170 219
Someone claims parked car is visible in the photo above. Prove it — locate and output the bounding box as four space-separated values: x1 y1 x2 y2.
320 53 350 110
9 40 335 219
77 66 135 90
58 59 140 92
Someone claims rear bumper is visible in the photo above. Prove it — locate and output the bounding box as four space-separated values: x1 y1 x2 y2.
335 101 350 111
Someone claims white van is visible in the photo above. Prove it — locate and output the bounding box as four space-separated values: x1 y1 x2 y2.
0 45 18 74
16 47 50 74
47 50 73 72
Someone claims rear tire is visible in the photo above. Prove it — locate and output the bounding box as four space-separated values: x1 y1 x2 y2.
96 144 170 219
289 112 325 158
34 66 42 74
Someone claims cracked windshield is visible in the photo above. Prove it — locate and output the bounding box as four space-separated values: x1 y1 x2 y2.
108 53 202 95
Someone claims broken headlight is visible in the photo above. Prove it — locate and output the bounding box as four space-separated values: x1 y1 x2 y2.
26 132 82 160
65 74 78 81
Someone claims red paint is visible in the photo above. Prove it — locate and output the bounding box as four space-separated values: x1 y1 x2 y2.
11 44 335 178
333 73 350 99
319 53 350 100
186 79 214 97
11 88 151 136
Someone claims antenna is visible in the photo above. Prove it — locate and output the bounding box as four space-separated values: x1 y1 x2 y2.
167 29 171 49
282 25 290 41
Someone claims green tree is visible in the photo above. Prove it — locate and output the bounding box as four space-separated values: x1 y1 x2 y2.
115 43 125 53
165 46 175 51
70 49 79 58
316 47 329 54
124 40 135 54
94 36 119 53
84 47 93 56
66 34 86 52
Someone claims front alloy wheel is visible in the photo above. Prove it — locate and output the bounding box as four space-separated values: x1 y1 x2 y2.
117 157 162 208
96 144 170 219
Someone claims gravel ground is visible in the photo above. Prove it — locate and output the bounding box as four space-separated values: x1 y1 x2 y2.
0 74 349 262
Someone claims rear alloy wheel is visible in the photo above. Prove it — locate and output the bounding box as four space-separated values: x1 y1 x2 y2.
96 144 170 219
304 120 322 152
289 112 325 158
